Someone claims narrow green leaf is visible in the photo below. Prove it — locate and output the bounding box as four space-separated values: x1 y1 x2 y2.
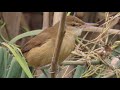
2 42 33 78
10 30 42 44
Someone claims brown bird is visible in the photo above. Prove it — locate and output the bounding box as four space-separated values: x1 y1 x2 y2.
21 16 86 68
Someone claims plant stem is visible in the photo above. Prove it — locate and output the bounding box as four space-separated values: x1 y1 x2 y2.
50 12 67 78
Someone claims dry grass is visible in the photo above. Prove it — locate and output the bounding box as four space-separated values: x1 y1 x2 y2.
50 12 120 78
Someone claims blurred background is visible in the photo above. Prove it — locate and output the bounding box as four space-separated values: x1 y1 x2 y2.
0 12 120 46
0 12 120 78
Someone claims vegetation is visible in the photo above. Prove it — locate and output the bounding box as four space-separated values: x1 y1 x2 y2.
0 12 120 78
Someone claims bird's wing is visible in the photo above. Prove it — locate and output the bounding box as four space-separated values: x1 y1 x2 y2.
21 26 57 53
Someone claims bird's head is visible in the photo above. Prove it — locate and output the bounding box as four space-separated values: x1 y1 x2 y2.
65 16 85 36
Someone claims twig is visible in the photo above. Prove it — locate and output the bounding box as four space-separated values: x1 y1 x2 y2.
50 12 67 78
61 60 100 65
83 26 120 35
101 72 115 78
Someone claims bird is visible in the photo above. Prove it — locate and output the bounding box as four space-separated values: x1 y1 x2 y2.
21 15 86 68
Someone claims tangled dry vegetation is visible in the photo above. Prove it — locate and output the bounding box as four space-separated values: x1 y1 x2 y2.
49 12 120 78
0 12 120 78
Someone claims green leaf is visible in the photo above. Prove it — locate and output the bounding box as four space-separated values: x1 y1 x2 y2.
10 30 42 44
0 47 5 77
73 65 86 78
38 69 50 78
2 42 33 78
112 47 120 56
20 70 28 78
3 47 8 77
0 47 4 66
6 58 22 78
0 47 14 78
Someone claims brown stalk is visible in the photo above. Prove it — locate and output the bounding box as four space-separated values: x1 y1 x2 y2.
61 60 100 65
83 26 120 35
101 72 115 78
50 12 67 78
43 12 50 29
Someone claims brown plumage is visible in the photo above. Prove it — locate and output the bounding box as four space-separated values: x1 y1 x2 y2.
21 16 85 68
